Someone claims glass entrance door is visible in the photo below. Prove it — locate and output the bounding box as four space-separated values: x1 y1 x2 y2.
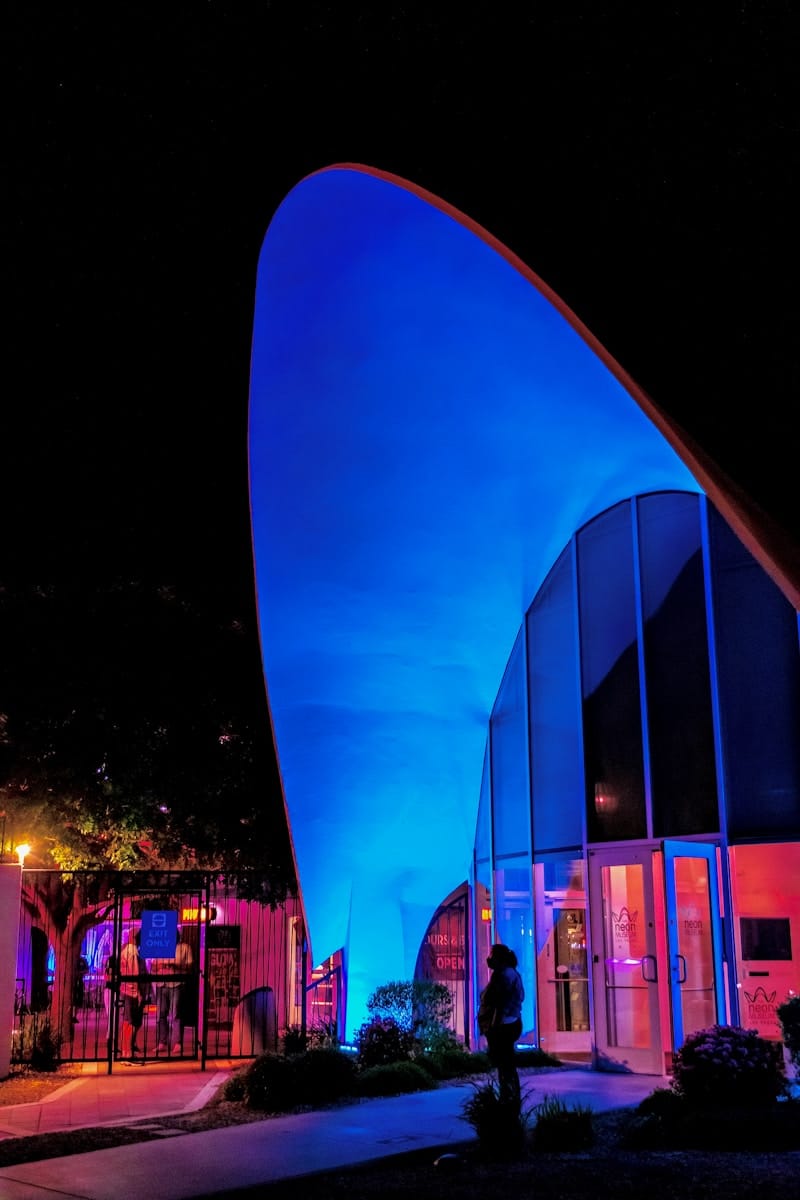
589 847 665 1074
589 842 725 1074
663 841 725 1046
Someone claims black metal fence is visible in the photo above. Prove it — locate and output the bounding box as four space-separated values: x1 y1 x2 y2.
13 869 303 1071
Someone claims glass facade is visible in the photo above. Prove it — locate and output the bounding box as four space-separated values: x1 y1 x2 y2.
471 491 800 1063
527 546 583 852
578 501 647 842
490 632 530 857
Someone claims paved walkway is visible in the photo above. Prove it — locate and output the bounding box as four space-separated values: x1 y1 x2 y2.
0 1063 662 1199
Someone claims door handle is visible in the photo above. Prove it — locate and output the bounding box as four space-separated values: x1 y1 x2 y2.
641 954 657 983
675 954 687 984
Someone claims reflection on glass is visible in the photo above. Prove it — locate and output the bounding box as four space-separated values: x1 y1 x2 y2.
601 863 652 1049
534 857 590 1057
672 856 716 1038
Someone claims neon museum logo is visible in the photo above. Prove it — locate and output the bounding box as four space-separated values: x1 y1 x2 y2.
612 907 638 938
743 985 778 1020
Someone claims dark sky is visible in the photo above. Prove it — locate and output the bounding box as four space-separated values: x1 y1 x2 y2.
7 3 799 605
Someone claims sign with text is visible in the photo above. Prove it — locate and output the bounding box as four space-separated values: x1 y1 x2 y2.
140 910 178 958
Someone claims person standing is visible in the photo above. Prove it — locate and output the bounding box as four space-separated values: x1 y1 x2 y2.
477 943 525 1109
150 929 193 1055
119 930 146 1061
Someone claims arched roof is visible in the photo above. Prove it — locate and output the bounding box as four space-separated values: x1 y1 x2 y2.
248 165 797 1034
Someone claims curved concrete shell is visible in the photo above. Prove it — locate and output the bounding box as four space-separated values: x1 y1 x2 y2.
248 165 795 1035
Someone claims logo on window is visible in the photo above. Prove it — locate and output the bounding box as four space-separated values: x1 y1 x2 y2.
743 986 777 1005
612 907 638 938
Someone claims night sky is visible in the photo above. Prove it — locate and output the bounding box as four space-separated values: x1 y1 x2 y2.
6 6 799 738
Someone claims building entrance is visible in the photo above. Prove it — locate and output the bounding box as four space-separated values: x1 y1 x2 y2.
588 842 725 1074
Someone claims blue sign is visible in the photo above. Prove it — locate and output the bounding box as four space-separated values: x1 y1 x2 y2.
140 910 178 958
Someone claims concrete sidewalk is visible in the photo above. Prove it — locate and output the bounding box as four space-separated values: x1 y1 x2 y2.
0 1065 661 1199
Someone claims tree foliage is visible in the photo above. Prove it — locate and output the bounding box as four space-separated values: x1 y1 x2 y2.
0 581 294 890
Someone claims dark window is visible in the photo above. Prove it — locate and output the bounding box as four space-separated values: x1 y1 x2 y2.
578 501 646 840
490 633 530 857
638 493 718 835
528 546 583 851
710 507 800 837
740 917 792 961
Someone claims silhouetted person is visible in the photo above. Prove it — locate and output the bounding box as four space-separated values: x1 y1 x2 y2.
478 942 525 1110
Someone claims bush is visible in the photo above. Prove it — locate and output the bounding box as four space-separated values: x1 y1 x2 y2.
671 1024 785 1107
531 1093 594 1152
219 1071 247 1102
366 980 454 1050
239 1053 299 1111
280 1025 307 1055
356 1061 438 1097
515 1046 562 1070
28 1022 62 1073
777 995 800 1071
355 1016 415 1068
418 1046 488 1080
292 1047 358 1104
460 1080 530 1158
622 1087 688 1149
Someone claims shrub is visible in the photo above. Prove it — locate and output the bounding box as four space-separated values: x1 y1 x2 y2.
366 980 454 1050
671 1024 785 1107
292 1047 358 1104
355 1016 414 1067
281 1021 340 1055
356 1061 437 1097
29 1022 62 1072
219 1071 248 1102
622 1087 688 1149
515 1046 562 1070
280 1025 307 1055
418 1046 487 1080
531 1093 594 1152
777 995 800 1071
239 1052 299 1111
460 1080 530 1158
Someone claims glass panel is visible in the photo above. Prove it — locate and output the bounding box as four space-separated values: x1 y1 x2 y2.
638 493 718 835
578 501 646 841
710 506 800 838
600 863 652 1049
534 856 590 1059
730 843 800 1040
415 892 468 1042
493 857 535 1039
491 633 530 856
671 856 717 1038
474 741 492 866
528 547 584 852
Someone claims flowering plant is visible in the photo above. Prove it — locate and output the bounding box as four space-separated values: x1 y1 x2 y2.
671 1023 785 1107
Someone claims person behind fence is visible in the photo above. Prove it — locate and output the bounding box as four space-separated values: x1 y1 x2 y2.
119 929 146 1061
150 928 193 1055
478 942 525 1109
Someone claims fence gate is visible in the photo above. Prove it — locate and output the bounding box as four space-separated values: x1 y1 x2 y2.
13 870 301 1072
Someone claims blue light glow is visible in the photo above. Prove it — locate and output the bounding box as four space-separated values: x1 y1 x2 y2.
249 166 700 1038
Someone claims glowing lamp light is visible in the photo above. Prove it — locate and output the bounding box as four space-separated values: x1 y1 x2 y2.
15 843 31 866
480 907 492 923
594 782 618 815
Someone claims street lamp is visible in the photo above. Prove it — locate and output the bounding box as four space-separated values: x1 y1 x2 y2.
15 843 31 866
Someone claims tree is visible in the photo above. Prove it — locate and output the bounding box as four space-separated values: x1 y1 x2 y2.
1 581 296 1052
0 581 293 880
